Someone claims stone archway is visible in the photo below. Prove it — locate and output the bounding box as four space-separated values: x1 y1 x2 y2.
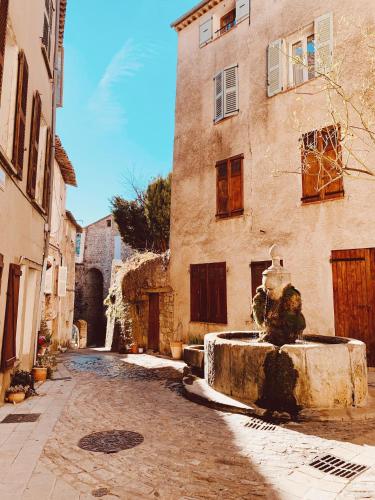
85 268 105 347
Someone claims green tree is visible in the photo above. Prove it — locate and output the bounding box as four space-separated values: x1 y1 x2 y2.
111 174 171 253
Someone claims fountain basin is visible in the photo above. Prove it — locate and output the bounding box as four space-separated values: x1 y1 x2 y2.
204 332 368 411
183 345 204 377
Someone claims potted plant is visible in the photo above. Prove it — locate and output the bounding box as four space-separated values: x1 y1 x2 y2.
33 354 49 382
6 384 29 404
138 345 144 354
38 320 52 355
130 342 138 354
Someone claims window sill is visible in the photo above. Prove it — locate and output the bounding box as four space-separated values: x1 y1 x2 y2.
30 198 47 218
41 45 53 79
214 111 239 125
301 192 345 206
216 210 244 220
0 146 18 178
269 76 319 98
190 321 228 326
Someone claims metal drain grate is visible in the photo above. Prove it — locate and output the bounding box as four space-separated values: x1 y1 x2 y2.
244 418 277 431
309 454 368 479
92 488 110 497
78 430 144 454
1 413 41 423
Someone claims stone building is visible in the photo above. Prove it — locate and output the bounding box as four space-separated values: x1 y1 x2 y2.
170 0 375 364
75 214 132 347
105 252 173 354
43 137 80 348
0 0 67 400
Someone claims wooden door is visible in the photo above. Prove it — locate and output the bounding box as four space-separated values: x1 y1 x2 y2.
148 293 160 352
331 248 375 365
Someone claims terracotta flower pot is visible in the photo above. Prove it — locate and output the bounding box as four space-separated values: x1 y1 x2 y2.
170 341 183 360
32 367 47 383
131 343 138 354
7 392 25 404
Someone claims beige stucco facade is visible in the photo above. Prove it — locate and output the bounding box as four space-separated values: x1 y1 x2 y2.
0 0 66 400
170 1 375 347
43 154 80 349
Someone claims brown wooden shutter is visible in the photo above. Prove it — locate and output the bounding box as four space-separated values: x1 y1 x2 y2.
12 51 29 178
216 161 229 216
0 264 22 372
42 128 52 212
190 264 208 322
27 92 42 198
0 0 9 103
250 261 271 299
321 126 344 199
301 131 320 202
229 157 243 214
207 262 227 324
0 254 4 297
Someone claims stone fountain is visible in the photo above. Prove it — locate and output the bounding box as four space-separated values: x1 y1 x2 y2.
204 245 368 414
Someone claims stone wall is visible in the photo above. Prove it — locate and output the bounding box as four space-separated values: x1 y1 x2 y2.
105 252 174 354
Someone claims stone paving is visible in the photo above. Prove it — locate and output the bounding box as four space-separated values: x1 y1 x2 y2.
1 350 375 498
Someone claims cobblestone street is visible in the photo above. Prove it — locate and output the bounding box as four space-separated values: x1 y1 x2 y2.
2 350 375 499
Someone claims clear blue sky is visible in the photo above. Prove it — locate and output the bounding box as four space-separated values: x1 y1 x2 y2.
57 0 193 226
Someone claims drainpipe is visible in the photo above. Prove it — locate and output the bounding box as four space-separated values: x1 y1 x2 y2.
34 0 61 363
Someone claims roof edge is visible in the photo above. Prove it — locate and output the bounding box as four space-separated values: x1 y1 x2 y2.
171 0 222 31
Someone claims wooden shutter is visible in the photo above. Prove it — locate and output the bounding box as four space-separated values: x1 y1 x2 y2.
216 161 229 216
224 65 238 117
27 92 42 198
267 39 284 97
1 264 22 372
42 128 52 212
199 18 212 47
321 126 343 198
236 0 250 22
55 47 64 108
315 12 333 75
207 262 227 324
58 266 67 297
190 264 208 322
301 130 320 202
251 261 271 299
0 0 9 103
44 258 53 294
12 51 29 178
214 71 224 122
229 157 243 213
0 254 3 296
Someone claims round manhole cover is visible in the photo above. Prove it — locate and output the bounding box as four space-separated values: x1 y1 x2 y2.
78 430 144 453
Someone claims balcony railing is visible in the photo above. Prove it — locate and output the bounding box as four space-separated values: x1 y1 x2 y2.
215 19 236 38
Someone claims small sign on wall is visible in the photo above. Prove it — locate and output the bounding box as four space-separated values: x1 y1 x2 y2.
0 166 5 191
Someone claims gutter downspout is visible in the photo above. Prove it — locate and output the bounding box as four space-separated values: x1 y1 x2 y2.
34 0 61 364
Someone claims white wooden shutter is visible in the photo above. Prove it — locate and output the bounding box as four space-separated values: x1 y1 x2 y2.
58 266 67 297
199 18 212 47
236 0 250 22
214 71 224 122
315 12 333 75
267 39 284 97
44 258 53 294
224 65 238 117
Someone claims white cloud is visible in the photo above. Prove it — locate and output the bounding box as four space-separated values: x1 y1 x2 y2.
88 40 143 130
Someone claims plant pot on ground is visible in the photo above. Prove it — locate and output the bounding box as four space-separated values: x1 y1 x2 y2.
32 367 47 383
131 343 138 354
170 341 183 360
6 384 30 404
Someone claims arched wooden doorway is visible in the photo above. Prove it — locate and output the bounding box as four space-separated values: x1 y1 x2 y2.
85 268 105 346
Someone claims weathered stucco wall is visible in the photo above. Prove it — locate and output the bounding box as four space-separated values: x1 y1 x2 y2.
170 0 375 343
0 0 58 399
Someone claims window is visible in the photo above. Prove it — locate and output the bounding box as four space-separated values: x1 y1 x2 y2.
216 155 243 218
12 51 29 178
289 31 315 87
35 117 47 206
0 0 9 102
75 233 82 257
199 0 250 47
267 12 333 97
190 262 227 324
214 65 238 123
42 128 52 213
301 125 344 203
27 92 41 198
1 263 22 372
106 219 112 227
42 0 53 59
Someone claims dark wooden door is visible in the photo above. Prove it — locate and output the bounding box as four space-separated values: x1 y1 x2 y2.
331 248 375 365
148 293 160 352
